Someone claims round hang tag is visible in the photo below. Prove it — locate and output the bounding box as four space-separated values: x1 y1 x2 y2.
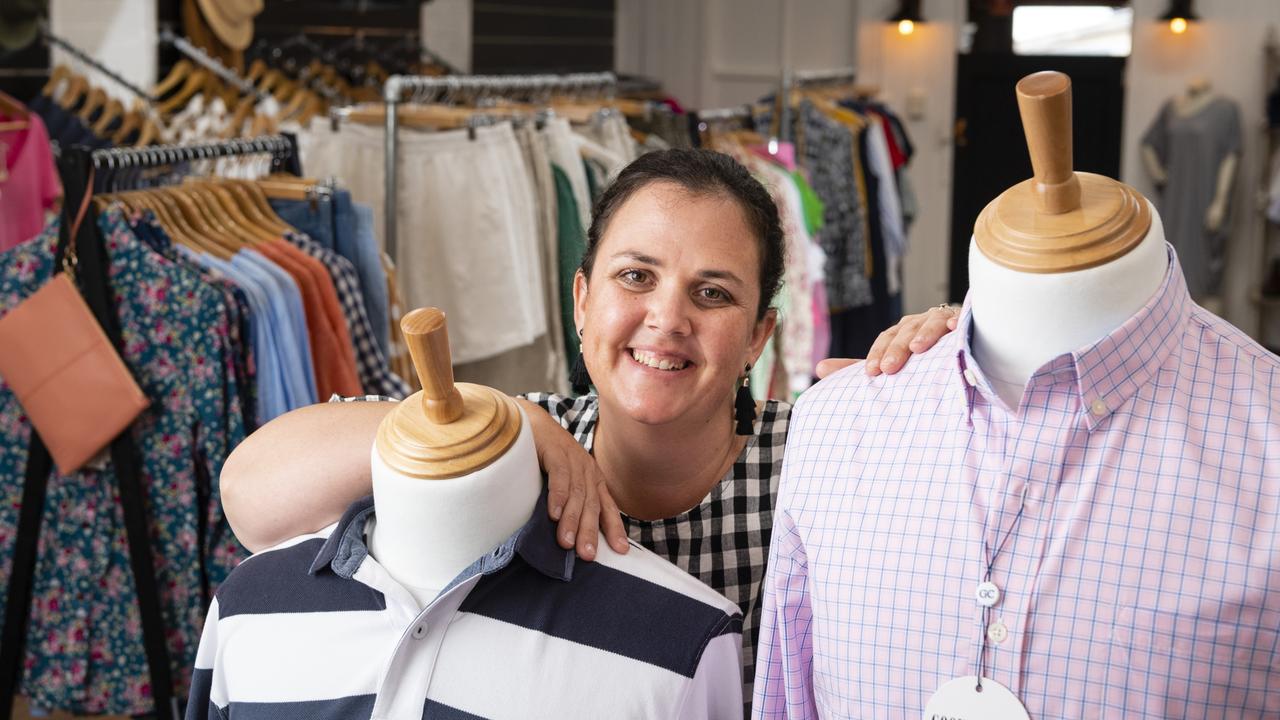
975 581 1000 607
924 675 1030 720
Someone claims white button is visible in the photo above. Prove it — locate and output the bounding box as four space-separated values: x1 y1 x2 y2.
975 581 1000 607
1089 399 1108 416
963 368 979 387
411 624 428 639
987 620 1008 644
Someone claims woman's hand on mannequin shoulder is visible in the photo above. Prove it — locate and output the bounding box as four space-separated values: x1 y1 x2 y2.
515 398 629 562
815 304 961 380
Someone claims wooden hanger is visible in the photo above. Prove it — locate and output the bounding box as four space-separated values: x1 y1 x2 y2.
296 93 324 127
973 71 1149 273
192 179 278 242
153 60 195 99
111 109 142 143
229 179 296 234
279 87 317 123
245 58 269 86
42 64 72 98
121 189 217 258
220 178 292 236
157 68 209 116
257 69 290 98
92 98 125 135
225 95 256 138
178 182 248 246
164 186 246 256
76 87 108 122
607 97 652 118
249 110 278 137
58 72 90 110
133 115 161 147
549 97 605 124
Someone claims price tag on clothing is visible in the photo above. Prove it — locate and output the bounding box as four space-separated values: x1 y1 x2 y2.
924 676 1030 720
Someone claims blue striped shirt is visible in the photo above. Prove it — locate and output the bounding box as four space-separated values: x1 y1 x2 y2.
187 491 744 719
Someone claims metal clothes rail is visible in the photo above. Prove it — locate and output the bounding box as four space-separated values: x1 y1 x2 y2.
91 133 292 168
159 26 266 101
42 28 157 104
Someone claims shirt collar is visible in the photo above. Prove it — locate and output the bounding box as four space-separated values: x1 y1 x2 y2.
951 244 1191 430
308 487 576 583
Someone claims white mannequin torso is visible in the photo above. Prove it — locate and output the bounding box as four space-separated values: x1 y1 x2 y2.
967 203 1168 411
368 408 542 607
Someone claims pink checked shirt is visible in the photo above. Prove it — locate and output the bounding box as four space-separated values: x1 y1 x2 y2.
754 249 1280 718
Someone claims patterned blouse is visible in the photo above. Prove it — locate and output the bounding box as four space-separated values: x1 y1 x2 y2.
338 391 791 704
0 208 246 715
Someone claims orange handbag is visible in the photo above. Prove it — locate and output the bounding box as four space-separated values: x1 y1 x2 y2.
0 192 148 474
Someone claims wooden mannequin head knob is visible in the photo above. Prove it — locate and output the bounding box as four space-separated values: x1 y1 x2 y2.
1016 71 1082 215
375 307 523 479
402 308 465 424
972 70 1151 273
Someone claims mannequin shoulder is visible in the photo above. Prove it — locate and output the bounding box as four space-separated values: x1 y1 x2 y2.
795 344 960 417
588 540 741 621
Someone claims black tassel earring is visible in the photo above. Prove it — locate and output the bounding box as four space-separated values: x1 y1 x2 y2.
735 365 756 435
570 328 592 395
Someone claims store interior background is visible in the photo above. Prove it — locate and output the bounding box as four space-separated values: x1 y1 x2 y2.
16 0 1280 349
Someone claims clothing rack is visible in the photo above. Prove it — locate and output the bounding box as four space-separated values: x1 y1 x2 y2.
91 133 293 168
379 71 616 263
41 28 157 104
91 134 301 194
158 26 267 101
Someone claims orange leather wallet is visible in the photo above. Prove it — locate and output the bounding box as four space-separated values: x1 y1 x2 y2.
0 271 149 474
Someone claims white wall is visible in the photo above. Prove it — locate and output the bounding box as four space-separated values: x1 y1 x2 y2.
615 0 858 110
855 0 1280 343
49 0 157 98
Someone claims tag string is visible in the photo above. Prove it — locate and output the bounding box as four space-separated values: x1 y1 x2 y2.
974 485 1028 691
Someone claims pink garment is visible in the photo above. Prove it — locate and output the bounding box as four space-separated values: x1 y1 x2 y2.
0 113 61 252
809 279 830 370
755 248 1280 718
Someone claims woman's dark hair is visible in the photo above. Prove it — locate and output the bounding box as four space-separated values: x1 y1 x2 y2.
581 149 785 321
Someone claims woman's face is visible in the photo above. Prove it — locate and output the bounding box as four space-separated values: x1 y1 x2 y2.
574 181 777 428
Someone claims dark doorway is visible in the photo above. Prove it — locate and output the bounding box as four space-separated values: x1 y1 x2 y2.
948 54 1127 301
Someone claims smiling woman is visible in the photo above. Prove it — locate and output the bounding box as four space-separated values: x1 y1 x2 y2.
217 148 960 712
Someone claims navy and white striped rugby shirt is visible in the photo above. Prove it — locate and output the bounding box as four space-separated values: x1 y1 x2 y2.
187 490 744 719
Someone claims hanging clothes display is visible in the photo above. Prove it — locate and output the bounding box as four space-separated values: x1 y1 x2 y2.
0 133 416 716
1141 94 1242 299
717 79 912 396
300 73 641 395
0 209 247 717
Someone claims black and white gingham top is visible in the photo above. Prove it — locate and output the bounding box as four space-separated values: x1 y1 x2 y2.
335 392 790 703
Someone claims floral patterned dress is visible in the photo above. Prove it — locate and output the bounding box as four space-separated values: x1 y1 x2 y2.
0 206 247 715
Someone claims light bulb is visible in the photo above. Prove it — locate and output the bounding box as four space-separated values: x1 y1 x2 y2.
1170 17 1188 34
898 19 915 36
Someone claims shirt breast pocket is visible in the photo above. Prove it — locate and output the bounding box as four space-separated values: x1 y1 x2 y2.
1107 604 1279 718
